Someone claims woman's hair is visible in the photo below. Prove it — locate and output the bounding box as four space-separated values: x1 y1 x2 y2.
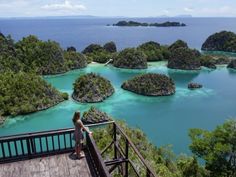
72 111 80 124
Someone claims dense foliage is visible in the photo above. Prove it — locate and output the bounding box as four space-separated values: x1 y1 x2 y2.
201 31 236 53
72 73 114 103
168 47 201 70
66 46 76 52
15 35 68 75
168 40 189 52
0 34 22 73
138 41 171 61
0 72 68 123
189 120 236 177
93 120 207 177
113 48 147 69
0 34 88 74
113 21 186 27
64 51 87 70
82 44 104 54
82 42 116 63
82 107 112 124
122 73 175 96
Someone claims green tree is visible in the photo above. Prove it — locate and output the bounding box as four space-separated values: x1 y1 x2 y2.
189 120 236 177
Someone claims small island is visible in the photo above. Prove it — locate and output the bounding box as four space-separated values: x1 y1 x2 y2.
111 21 186 27
72 73 115 103
0 72 68 125
167 40 201 70
188 83 203 89
121 73 175 96
82 107 112 125
113 48 147 69
201 31 236 53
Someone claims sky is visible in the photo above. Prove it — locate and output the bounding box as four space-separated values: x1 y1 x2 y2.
0 0 236 18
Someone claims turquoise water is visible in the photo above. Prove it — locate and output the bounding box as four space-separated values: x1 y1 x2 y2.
1 62 236 154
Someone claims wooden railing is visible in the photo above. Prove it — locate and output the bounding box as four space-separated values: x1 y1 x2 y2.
93 122 157 177
0 121 157 177
0 126 111 177
0 128 75 163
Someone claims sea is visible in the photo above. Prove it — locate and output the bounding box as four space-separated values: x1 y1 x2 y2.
0 17 236 154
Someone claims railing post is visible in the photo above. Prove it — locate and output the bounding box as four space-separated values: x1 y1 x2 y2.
146 169 151 177
26 138 31 156
125 138 129 177
30 138 36 154
113 123 117 159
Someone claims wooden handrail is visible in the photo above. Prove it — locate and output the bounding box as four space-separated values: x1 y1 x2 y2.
114 122 157 177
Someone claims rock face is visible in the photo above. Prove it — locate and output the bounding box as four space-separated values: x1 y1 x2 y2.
82 107 112 125
188 83 203 89
64 51 87 70
168 47 201 70
121 73 175 96
201 31 236 53
72 73 115 103
227 60 236 69
113 48 147 69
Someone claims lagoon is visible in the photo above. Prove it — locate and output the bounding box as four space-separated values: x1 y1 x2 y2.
0 62 236 154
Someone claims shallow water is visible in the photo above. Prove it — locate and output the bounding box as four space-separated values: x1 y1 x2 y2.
1 62 236 154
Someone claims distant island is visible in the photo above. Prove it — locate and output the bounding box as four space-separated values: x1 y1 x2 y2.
110 21 186 27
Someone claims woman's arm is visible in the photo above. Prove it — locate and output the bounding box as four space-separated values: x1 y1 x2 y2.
79 121 92 134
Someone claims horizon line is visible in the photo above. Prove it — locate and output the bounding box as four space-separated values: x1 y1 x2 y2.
0 15 236 19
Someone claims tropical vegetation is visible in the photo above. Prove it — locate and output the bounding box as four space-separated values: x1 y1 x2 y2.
0 72 68 124
72 73 114 103
138 41 170 61
121 73 175 96
113 48 147 69
202 31 236 53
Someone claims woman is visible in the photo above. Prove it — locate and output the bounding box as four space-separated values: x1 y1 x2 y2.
72 111 92 159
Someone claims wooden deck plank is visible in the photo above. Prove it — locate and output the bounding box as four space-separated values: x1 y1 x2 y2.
0 152 92 177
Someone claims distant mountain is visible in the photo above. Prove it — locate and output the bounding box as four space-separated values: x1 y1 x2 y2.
174 14 193 18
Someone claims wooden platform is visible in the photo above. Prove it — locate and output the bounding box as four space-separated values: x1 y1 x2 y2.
0 153 92 177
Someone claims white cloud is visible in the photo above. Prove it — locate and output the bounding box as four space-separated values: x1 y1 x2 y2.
184 7 194 12
41 0 86 11
163 9 170 14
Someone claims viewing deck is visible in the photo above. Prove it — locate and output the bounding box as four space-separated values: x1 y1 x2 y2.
0 152 92 177
0 121 157 177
